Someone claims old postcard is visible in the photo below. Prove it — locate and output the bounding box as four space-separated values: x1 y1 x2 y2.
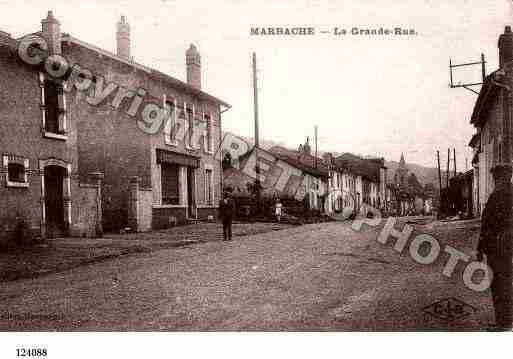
0 0 511 357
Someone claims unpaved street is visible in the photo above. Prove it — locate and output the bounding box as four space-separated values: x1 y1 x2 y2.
0 219 496 331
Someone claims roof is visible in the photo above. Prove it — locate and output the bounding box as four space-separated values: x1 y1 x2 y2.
449 169 473 186
268 146 330 178
0 29 230 108
471 151 480 165
0 31 18 52
223 166 280 198
334 153 383 182
63 35 230 108
470 70 499 127
468 132 480 148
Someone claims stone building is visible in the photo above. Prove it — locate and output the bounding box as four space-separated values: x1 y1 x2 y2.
268 140 331 211
223 145 329 212
1 11 229 236
0 12 103 242
469 26 513 216
333 153 387 216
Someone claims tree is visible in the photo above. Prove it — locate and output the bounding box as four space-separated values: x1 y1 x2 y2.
407 173 423 197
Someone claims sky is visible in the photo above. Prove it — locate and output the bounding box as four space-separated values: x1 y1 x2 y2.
1 0 513 168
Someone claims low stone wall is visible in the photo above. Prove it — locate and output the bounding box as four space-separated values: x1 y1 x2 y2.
197 207 217 221
152 207 187 229
70 182 102 238
127 176 153 232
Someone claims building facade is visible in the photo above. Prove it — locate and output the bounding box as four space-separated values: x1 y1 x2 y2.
0 14 102 243
1 11 229 237
224 145 328 212
469 26 513 216
268 143 330 211
334 153 387 216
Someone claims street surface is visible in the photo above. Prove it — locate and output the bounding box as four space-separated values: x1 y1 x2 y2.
0 218 497 331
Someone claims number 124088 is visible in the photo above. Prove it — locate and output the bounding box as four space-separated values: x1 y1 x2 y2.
16 348 47 357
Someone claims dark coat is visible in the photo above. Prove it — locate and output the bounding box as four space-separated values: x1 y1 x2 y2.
218 197 236 222
478 184 513 258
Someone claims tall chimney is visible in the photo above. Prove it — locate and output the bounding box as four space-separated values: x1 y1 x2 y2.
186 44 201 89
41 11 61 55
499 26 513 67
116 15 130 60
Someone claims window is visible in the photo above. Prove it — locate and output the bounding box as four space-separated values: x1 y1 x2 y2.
3 155 29 188
8 163 25 183
44 79 60 133
40 73 66 139
186 105 194 148
161 163 180 205
205 113 213 153
163 100 175 145
205 168 214 206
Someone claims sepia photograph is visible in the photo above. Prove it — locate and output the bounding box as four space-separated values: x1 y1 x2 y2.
0 0 511 357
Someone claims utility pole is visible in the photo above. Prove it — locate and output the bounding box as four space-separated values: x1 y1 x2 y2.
481 53 486 84
252 52 261 210
446 148 450 188
449 54 486 95
314 125 318 168
437 150 442 215
453 148 457 176
252 52 259 149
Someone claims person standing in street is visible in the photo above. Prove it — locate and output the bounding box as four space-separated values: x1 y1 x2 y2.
477 164 513 331
219 190 236 241
275 198 283 223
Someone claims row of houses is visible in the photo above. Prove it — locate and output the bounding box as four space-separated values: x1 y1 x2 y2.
223 137 391 217
0 12 228 242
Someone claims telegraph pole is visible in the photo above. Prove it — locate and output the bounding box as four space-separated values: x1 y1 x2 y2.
453 148 457 176
437 151 442 191
253 52 260 149
437 150 443 216
252 52 261 210
314 125 318 168
446 148 450 188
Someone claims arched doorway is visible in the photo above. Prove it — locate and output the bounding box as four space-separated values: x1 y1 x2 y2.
40 158 71 238
44 165 66 236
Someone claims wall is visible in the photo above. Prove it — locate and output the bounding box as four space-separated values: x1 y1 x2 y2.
63 40 224 230
70 181 102 237
63 43 152 231
153 207 187 229
0 40 80 241
138 188 153 232
476 90 502 214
